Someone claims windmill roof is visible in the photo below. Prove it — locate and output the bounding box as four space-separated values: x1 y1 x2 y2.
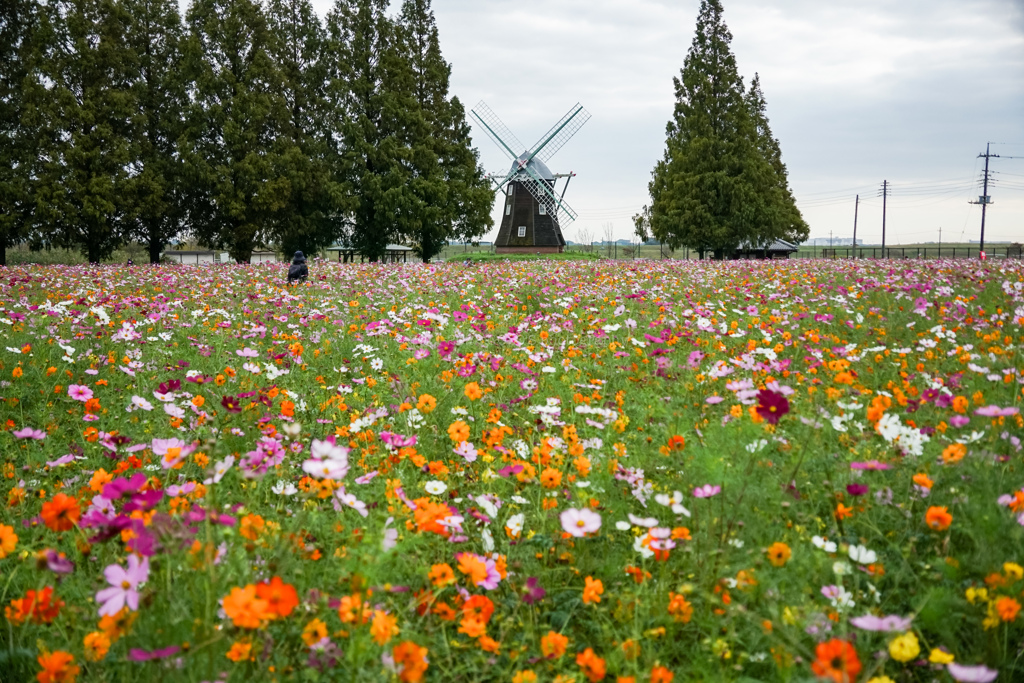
508 155 554 182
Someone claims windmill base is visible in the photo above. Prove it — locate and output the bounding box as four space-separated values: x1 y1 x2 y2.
495 246 565 255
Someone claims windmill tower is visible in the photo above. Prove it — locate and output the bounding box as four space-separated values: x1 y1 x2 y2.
470 102 590 254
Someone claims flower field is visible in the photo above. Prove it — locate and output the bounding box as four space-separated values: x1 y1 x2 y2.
1 259 1023 683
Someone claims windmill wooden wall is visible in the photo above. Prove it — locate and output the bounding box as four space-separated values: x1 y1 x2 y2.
493 181 566 254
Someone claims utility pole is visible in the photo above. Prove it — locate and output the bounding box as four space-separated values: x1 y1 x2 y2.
880 180 889 255
938 226 942 258
969 143 998 256
852 194 859 259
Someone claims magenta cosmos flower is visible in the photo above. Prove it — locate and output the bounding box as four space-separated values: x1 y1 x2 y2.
67 384 93 402
755 388 789 424
12 427 45 440
560 508 602 537
96 554 150 616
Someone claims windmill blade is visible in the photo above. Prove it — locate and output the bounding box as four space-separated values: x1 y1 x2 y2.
485 170 517 195
469 101 526 161
526 103 591 164
518 163 578 224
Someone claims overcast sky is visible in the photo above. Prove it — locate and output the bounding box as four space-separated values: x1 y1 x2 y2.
183 0 1024 245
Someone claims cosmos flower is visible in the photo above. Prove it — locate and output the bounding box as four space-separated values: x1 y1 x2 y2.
692 484 721 498
96 555 149 616
560 508 602 537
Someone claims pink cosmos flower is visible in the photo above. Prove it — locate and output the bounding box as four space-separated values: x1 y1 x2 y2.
152 437 196 469
68 384 93 402
96 554 149 616
12 427 45 440
693 484 721 498
849 614 912 631
947 663 998 683
560 508 602 537
975 405 1020 417
302 438 350 480
850 460 892 470
453 441 477 463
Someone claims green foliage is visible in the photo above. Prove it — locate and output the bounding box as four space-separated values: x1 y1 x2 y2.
181 0 292 264
398 0 493 263
649 0 805 258
122 0 188 263
459 250 601 262
0 0 37 266
31 0 138 264
266 0 348 259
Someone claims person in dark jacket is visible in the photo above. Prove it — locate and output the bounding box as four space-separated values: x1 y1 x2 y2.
287 251 308 283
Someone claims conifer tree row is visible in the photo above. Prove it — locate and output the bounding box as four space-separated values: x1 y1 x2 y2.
641 0 807 258
0 0 491 264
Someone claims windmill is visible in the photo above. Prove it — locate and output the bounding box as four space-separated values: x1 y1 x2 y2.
470 101 590 253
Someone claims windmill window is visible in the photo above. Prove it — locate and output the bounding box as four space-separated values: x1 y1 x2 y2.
505 203 511 216
538 204 547 216
517 226 526 238
508 185 514 194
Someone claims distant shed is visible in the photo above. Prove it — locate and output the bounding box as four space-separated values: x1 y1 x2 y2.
733 239 798 260
325 243 413 263
162 250 230 264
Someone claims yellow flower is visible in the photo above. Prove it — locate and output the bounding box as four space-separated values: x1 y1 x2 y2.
867 677 896 683
1004 562 1024 581
928 648 955 664
888 632 920 663
766 542 791 567
965 586 988 604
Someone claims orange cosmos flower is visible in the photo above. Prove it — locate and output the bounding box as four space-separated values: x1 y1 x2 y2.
912 473 934 489
222 585 272 629
413 499 452 536
83 632 110 662
447 420 470 442
540 630 569 659
302 618 328 646
810 638 861 683
41 494 81 532
462 594 495 624
582 577 604 604
255 577 298 618
767 542 792 567
225 640 252 662
478 635 500 653
6 586 63 625
667 593 692 623
456 554 488 586
834 503 853 521
0 523 17 558
996 596 1021 622
941 443 966 464
650 666 674 683
463 382 482 401
576 647 607 682
925 506 953 531
392 641 429 683
416 394 436 413
539 467 562 489
239 514 265 541
36 650 79 683
371 610 400 645
338 594 370 624
429 563 455 587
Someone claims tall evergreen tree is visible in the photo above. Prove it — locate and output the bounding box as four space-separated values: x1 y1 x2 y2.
0 0 37 266
398 0 491 263
265 0 346 258
648 0 778 259
123 0 187 263
182 0 290 263
31 0 137 263
745 74 808 246
326 0 418 263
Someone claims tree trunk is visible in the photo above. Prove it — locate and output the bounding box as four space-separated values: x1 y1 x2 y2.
148 236 162 264
0 234 6 267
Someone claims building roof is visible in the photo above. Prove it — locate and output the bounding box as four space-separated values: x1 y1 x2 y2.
736 239 798 252
327 243 412 252
508 155 554 182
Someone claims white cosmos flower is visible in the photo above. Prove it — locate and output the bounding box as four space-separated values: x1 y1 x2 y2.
848 544 878 565
272 481 298 496
615 521 631 531
511 495 529 505
633 535 654 558
505 513 524 537
812 535 838 553
425 481 447 495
